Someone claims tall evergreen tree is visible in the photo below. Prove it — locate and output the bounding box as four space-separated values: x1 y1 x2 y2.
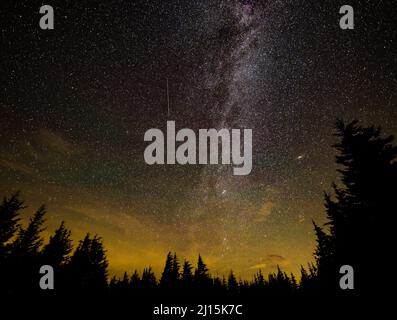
160 252 173 289
67 234 108 293
313 120 397 292
227 271 238 293
41 221 72 267
119 271 130 292
171 253 180 283
7 205 46 292
253 270 265 289
39 221 73 291
12 205 46 256
130 269 141 291
0 192 24 257
181 260 193 285
141 267 157 293
0 192 25 292
194 254 210 289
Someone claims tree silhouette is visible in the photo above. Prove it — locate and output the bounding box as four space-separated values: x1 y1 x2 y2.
0 194 22 258
11 205 46 256
252 270 265 290
41 221 72 267
141 266 157 294
265 266 296 294
118 272 130 293
160 252 174 289
227 271 238 294
66 234 108 293
130 269 141 292
159 252 181 291
8 205 46 291
0 192 25 294
313 120 397 292
0 192 23 257
181 259 193 290
39 221 72 292
194 254 211 290
171 253 180 284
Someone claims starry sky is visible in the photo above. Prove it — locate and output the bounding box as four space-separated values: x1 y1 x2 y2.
1 0 396 279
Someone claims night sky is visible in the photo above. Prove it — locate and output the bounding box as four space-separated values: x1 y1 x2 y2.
1 0 396 279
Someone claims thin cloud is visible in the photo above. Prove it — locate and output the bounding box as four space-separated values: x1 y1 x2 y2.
0 158 36 175
249 254 289 271
249 263 267 269
253 201 274 222
36 129 77 156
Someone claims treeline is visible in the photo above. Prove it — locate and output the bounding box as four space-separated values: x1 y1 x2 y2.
0 120 395 297
108 253 316 297
0 193 312 296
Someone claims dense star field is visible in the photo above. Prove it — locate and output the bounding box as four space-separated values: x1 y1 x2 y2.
0 0 396 279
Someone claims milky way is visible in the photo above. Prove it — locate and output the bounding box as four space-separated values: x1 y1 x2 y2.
1 0 396 278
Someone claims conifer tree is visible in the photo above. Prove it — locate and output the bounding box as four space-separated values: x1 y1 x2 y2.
171 252 180 283
67 234 108 292
8 205 46 292
41 221 72 267
253 270 265 288
181 260 193 285
12 205 46 256
130 269 141 291
227 271 238 293
160 252 173 289
313 120 397 292
0 192 25 292
0 192 24 257
194 254 210 289
141 267 157 293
